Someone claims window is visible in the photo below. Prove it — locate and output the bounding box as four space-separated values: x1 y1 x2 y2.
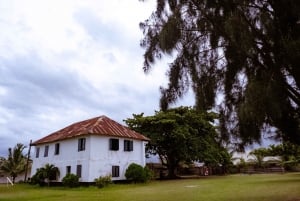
54 143 60 155
76 165 82 178
44 145 49 157
124 140 133 151
35 147 40 158
109 139 119 151
66 166 71 175
78 138 86 151
112 166 120 177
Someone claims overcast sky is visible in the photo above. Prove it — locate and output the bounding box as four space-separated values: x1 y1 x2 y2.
0 0 196 156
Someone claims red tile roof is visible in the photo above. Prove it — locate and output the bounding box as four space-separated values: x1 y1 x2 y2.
32 115 149 145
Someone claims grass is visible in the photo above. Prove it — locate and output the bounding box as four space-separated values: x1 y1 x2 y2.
0 173 300 201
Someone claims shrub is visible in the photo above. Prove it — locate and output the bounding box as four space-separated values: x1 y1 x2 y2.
62 173 79 188
125 163 153 183
94 175 112 188
30 168 46 186
144 166 154 180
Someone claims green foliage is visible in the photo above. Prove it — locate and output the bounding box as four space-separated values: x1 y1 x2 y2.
31 164 60 186
62 173 79 188
30 168 46 186
247 143 300 170
248 148 269 168
236 158 248 169
125 163 152 183
140 0 300 146
94 175 112 188
144 166 154 181
125 107 224 178
266 142 300 170
0 143 27 183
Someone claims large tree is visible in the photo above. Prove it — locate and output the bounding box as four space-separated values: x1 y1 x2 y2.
140 0 300 146
125 106 227 178
0 143 27 183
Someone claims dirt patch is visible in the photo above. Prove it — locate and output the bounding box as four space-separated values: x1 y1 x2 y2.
184 185 198 188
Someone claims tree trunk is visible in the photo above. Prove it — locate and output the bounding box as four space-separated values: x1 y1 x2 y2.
45 178 50 187
166 158 178 179
167 166 177 179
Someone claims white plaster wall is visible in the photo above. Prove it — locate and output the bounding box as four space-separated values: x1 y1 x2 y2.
88 136 147 181
31 135 147 182
31 136 91 182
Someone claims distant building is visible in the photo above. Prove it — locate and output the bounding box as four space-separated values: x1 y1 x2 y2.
31 115 149 182
0 160 32 184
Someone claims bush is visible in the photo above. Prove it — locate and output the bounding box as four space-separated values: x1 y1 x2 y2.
62 173 79 188
125 163 153 183
30 168 46 186
94 175 112 188
144 166 154 180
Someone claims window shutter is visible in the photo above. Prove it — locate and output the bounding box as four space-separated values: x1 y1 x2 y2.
124 140 127 151
55 143 60 155
130 141 133 151
109 139 119 151
77 165 82 178
36 147 40 158
82 138 85 150
44 145 49 157
112 166 120 177
115 139 119 150
109 139 112 150
124 140 133 151
78 139 80 151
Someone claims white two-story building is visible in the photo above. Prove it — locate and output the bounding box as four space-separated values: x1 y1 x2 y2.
31 115 149 182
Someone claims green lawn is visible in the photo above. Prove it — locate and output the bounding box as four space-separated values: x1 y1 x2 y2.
1 173 300 201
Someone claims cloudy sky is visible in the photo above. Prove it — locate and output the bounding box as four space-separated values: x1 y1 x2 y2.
0 0 196 156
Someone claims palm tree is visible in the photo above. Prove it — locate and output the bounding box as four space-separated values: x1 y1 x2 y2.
248 148 268 168
0 157 5 175
39 164 60 186
0 144 27 183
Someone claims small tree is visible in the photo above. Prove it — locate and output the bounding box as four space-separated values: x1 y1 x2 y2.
30 168 46 186
42 164 60 186
31 164 60 186
0 143 27 183
248 148 268 168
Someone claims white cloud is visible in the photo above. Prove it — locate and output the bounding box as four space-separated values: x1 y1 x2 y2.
0 0 193 156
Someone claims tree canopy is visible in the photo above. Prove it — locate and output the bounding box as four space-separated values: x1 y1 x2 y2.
248 143 300 169
268 143 300 167
125 106 229 178
140 0 300 146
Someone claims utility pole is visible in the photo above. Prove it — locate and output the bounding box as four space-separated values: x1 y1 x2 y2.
24 140 32 182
